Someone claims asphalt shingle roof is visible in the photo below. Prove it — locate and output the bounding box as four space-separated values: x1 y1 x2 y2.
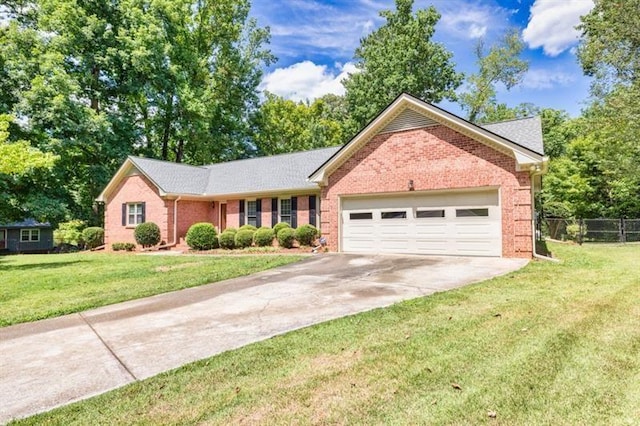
0 218 51 228
482 116 544 155
129 156 209 195
128 115 542 197
205 147 341 194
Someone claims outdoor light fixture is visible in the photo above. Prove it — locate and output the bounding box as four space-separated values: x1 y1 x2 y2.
408 179 414 191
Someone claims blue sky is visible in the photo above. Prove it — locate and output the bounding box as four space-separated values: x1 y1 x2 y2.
251 0 595 118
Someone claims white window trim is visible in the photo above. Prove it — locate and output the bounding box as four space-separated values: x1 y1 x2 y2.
246 200 258 227
279 198 292 225
127 202 144 226
20 228 40 242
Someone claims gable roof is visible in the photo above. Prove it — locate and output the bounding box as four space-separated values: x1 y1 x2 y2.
98 93 545 202
308 93 546 184
97 147 341 201
204 147 340 196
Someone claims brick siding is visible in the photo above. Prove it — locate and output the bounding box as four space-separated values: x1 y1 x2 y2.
320 125 533 257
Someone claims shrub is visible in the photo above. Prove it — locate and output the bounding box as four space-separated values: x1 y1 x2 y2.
134 222 161 247
235 229 255 248
219 231 236 249
239 224 258 232
273 222 291 235
112 242 136 251
186 222 218 250
566 223 583 242
254 227 275 247
54 220 85 247
223 227 238 236
277 227 295 249
82 227 104 249
295 224 319 246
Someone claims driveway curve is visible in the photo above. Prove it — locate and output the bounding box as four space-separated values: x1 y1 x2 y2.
0 253 527 423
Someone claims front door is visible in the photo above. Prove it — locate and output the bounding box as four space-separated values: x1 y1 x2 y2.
0 229 6 250
220 203 227 232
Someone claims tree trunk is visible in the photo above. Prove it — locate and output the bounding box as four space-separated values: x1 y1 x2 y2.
161 98 174 161
91 65 100 112
175 139 184 163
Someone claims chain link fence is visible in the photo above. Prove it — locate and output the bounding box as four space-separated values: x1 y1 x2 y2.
539 217 640 243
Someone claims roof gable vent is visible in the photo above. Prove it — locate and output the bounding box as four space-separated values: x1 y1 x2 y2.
379 107 438 134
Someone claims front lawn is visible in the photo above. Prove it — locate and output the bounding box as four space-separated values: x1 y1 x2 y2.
0 253 304 327
12 242 640 425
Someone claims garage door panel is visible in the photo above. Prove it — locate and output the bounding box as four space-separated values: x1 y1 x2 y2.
342 191 502 257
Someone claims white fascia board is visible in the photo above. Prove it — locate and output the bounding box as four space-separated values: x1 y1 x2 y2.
309 94 545 183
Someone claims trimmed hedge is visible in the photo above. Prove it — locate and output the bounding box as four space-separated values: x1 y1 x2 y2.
219 231 236 249
239 224 257 232
112 242 136 251
186 223 218 250
277 227 295 249
235 229 255 248
273 222 291 235
295 224 318 246
82 227 104 249
254 227 275 247
134 222 161 247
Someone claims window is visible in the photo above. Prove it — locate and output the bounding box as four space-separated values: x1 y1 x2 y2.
381 211 407 219
280 199 291 224
349 212 373 220
246 200 257 227
456 208 489 217
416 209 445 218
127 203 144 225
20 229 40 242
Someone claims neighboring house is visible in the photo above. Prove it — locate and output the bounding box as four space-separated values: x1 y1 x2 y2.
98 93 547 257
0 219 54 254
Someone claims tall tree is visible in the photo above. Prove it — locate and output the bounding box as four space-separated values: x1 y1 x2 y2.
577 0 640 92
459 29 528 123
343 0 462 128
254 93 345 155
0 0 273 224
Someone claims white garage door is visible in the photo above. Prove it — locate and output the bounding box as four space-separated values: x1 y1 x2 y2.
341 190 502 256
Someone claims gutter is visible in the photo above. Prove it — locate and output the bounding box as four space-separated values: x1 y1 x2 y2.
530 166 559 262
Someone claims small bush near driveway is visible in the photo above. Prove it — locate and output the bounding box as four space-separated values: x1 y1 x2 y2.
294 224 318 246
277 227 295 248
134 222 161 247
254 227 275 247
234 229 255 248
186 223 218 250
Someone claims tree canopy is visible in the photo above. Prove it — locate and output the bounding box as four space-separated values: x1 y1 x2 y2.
0 0 273 225
343 0 462 128
459 29 529 123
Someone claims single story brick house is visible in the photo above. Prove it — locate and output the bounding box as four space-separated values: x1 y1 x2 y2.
0 218 54 254
98 93 546 257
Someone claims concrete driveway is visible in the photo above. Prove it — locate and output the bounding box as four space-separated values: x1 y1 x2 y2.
0 254 527 423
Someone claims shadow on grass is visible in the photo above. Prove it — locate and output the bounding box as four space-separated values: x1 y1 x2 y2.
536 239 553 257
0 260 86 271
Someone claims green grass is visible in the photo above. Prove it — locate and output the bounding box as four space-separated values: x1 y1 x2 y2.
0 252 304 326
11 243 640 425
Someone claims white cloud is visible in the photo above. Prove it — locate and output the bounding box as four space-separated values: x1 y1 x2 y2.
522 68 575 89
260 61 358 102
523 0 594 56
438 2 513 40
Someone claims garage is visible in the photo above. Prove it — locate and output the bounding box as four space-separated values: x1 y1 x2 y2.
341 189 502 256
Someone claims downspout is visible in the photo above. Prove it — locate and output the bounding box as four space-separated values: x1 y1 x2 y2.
530 167 558 262
152 196 182 250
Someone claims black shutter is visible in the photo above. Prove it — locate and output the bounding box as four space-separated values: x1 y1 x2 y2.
141 202 146 223
256 198 262 227
271 198 278 226
291 196 298 228
122 203 126 226
239 199 245 226
309 195 317 227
